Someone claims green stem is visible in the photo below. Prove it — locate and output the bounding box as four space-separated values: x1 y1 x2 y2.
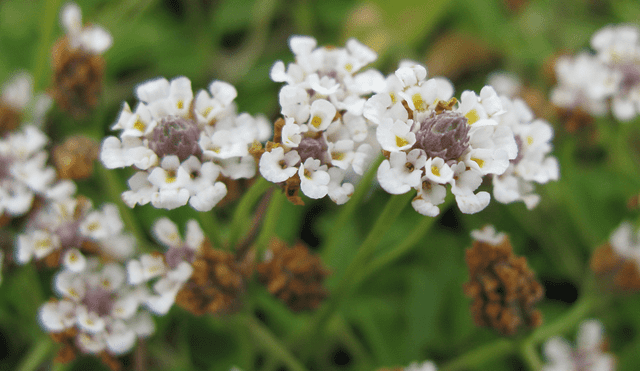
353 196 453 288
321 155 384 262
228 177 272 248
33 0 63 92
240 314 307 371
16 337 55 371
293 192 413 355
525 292 597 345
440 339 515 371
520 342 543 371
253 189 285 256
196 210 225 249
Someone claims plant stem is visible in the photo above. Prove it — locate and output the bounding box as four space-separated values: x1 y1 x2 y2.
253 189 285 256
525 291 597 345
354 196 453 288
520 342 543 371
440 339 515 371
16 337 55 371
33 0 63 92
241 314 307 371
321 155 384 262
293 192 413 356
228 178 272 249
196 210 225 249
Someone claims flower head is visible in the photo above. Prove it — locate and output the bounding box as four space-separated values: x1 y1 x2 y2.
101 76 271 211
542 319 616 371
260 36 384 204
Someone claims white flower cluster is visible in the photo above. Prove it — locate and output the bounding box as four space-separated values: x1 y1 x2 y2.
39 259 155 356
608 221 640 264
491 95 559 209
551 24 640 122
405 361 437 371
260 36 384 204
100 76 271 211
542 319 616 371
364 63 519 216
16 197 135 271
126 218 202 315
60 2 112 55
0 125 75 217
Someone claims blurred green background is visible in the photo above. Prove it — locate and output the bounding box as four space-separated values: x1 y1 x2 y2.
1 0 640 370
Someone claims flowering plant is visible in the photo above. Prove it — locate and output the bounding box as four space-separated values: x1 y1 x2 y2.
0 1 639 371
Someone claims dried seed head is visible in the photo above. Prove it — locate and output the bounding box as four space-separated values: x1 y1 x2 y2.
175 243 247 316
414 111 470 163
53 135 99 179
149 116 202 162
463 234 544 336
257 239 330 312
51 37 105 118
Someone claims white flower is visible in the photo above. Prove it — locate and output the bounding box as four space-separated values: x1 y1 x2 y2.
259 147 301 183
299 158 330 199
471 225 507 245
60 2 112 54
376 118 416 152
377 150 426 194
542 319 616 371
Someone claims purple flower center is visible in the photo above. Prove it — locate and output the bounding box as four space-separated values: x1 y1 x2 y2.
413 111 470 163
297 135 329 165
165 245 196 269
149 116 202 162
82 286 114 317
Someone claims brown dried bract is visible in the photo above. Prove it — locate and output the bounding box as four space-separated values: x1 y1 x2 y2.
53 135 99 179
284 173 304 206
175 243 247 316
257 239 329 312
50 37 105 118
463 235 544 336
272 117 286 144
0 103 21 134
591 243 640 291
50 326 78 364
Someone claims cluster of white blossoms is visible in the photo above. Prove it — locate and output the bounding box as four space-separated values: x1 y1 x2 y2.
39 259 155 356
260 36 384 204
491 94 559 209
0 127 75 219
126 218 203 314
404 361 437 371
16 196 135 271
551 24 640 122
364 62 521 216
607 221 640 264
60 2 112 55
100 76 271 211
542 319 616 371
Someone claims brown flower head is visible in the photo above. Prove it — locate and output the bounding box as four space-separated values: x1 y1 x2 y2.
591 222 640 291
257 239 330 312
53 135 99 179
50 37 106 118
51 3 112 118
175 242 249 316
463 226 544 336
